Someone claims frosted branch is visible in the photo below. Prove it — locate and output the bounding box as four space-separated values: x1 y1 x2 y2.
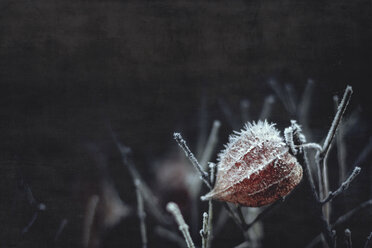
167 202 195 248
320 85 353 159
173 132 211 189
200 212 209 248
321 166 361 204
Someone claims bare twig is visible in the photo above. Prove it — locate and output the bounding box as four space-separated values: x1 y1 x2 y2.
174 133 211 189
82 195 100 248
321 167 361 204
167 202 195 248
320 85 353 159
135 179 147 248
54 218 68 241
200 212 209 248
345 229 352 248
334 95 347 183
111 133 170 225
363 232 372 248
333 199 372 227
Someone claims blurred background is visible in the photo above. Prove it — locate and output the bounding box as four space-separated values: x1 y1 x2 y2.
0 0 372 247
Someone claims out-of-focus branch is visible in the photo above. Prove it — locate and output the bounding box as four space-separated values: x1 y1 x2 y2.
135 179 147 248
321 167 361 204
167 202 195 248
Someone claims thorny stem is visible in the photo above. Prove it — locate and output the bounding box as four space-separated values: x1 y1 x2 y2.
363 232 372 248
321 167 361 204
167 202 195 248
200 212 209 248
174 133 211 189
135 179 148 248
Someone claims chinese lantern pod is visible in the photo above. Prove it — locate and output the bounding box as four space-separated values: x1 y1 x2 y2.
202 121 303 207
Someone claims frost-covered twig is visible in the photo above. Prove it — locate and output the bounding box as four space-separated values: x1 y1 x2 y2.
334 95 347 183
320 85 353 160
167 202 195 248
174 133 211 189
200 212 209 248
321 166 361 204
363 232 372 248
345 229 352 248
135 179 147 248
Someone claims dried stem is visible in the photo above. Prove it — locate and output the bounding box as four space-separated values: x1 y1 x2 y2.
334 95 347 183
200 212 209 248
320 85 353 159
167 202 195 248
82 195 100 248
135 179 147 248
363 232 372 248
345 229 352 248
174 133 211 189
321 166 361 204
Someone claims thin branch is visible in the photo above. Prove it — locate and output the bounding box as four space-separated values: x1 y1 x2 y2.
82 195 100 248
174 133 211 189
320 85 353 159
207 200 213 248
111 132 170 225
245 198 284 230
334 95 347 183
321 167 361 204
167 202 195 248
333 199 372 227
54 218 68 241
236 206 248 230
363 232 372 248
135 179 147 248
200 212 209 248
345 229 352 248
298 79 314 130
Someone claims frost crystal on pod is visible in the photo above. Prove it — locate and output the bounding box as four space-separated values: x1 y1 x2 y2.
202 120 303 207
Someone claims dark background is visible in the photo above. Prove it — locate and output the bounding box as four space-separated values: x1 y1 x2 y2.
1 0 372 247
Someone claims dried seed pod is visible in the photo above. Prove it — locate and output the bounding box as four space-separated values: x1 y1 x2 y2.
201 121 303 207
